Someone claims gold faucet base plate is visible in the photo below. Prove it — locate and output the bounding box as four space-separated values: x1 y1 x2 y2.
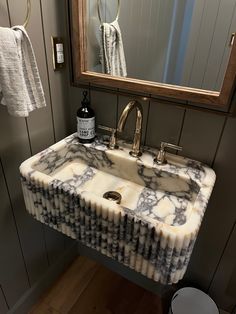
129 151 142 158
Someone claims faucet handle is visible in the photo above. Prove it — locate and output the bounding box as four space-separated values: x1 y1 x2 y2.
97 124 119 149
160 142 182 151
98 125 113 132
154 141 182 165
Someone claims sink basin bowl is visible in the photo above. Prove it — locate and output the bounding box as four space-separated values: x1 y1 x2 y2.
20 134 216 284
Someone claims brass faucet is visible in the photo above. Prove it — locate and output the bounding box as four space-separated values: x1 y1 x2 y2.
117 100 143 157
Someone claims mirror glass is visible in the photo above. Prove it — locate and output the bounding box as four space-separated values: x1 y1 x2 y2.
86 0 236 92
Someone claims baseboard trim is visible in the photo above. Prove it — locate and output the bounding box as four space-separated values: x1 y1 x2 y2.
8 243 77 314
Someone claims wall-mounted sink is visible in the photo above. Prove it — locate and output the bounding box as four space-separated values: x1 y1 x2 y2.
20 134 216 284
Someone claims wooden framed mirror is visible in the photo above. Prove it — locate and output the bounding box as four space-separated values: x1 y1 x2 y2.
69 0 236 111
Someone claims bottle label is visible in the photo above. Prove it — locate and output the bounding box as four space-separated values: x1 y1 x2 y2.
77 117 95 139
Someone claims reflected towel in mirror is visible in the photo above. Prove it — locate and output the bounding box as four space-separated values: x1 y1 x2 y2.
100 20 127 77
0 25 46 117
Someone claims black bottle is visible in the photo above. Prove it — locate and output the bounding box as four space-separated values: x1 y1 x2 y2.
77 91 95 143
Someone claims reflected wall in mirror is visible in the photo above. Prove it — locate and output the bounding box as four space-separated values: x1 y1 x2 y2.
87 0 236 92
70 0 236 109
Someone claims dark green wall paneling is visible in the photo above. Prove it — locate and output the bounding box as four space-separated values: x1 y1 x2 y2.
0 0 235 312
0 0 76 311
0 160 29 307
70 86 236 312
0 287 8 314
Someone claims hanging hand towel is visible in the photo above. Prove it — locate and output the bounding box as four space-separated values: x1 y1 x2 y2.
100 20 127 77
0 25 46 117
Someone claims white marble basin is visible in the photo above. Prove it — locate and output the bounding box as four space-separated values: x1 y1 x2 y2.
20 134 216 284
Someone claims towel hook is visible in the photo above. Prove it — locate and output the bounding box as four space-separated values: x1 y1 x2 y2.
97 0 120 24
23 0 31 28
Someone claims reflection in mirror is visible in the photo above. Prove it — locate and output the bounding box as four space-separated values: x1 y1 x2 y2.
87 0 236 92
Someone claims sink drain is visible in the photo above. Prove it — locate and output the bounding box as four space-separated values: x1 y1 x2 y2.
103 191 122 204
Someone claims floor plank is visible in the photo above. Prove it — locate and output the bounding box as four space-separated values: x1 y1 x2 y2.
30 302 60 314
43 256 98 313
30 256 163 314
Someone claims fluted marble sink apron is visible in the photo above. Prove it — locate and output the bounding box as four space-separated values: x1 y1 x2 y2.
19 134 216 284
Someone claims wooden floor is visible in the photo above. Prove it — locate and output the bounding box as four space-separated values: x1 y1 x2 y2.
30 256 164 314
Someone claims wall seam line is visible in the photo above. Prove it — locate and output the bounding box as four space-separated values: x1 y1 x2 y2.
0 285 9 310
42 226 50 267
76 84 231 116
0 158 31 288
39 0 56 143
207 220 236 293
211 116 228 168
200 0 221 89
177 108 187 147
38 0 57 270
187 0 206 86
5 0 12 26
25 118 33 155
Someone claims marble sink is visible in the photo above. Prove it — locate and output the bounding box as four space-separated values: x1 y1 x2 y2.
20 134 216 284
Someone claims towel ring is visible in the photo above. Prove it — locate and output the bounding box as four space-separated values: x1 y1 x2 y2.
23 0 31 28
97 0 120 24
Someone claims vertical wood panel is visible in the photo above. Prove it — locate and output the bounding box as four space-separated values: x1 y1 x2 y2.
41 0 78 253
165 0 191 85
87 0 103 72
8 0 55 154
105 0 119 22
44 226 65 266
41 0 71 141
185 116 236 293
90 90 118 128
0 160 29 307
0 0 49 288
119 0 140 78
179 109 225 164
145 101 184 148
188 0 221 88
215 4 236 90
209 224 236 312
8 0 72 267
68 87 84 133
0 287 8 314
202 0 236 90
181 0 207 85
0 0 9 26
133 0 151 79
40 0 74 260
0 106 49 286
117 0 173 81
182 0 236 91
0 0 74 310
202 116 236 300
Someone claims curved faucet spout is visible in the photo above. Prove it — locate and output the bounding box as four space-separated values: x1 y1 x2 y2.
117 100 143 157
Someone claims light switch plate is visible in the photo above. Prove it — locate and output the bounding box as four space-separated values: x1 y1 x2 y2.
51 36 65 71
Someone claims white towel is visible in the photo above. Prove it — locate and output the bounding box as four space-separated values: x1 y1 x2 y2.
0 25 46 117
100 20 127 77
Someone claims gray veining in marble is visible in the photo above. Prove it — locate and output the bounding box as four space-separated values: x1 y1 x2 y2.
19 133 216 284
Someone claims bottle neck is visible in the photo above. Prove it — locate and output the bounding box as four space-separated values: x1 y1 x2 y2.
82 102 89 108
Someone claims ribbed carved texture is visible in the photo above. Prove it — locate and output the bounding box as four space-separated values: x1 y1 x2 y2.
21 173 197 285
